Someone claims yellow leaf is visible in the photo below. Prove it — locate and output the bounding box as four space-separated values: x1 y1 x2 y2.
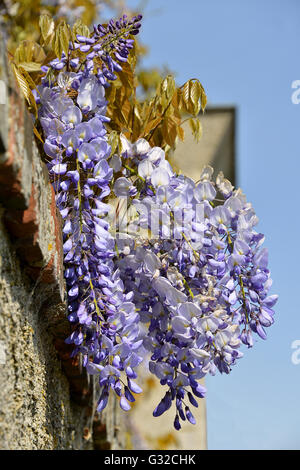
33 126 44 144
171 88 182 109
107 131 119 156
165 75 175 101
14 40 45 65
181 79 207 116
18 61 41 72
72 19 90 39
182 80 192 106
118 61 135 93
39 14 55 43
188 117 202 142
190 81 201 115
59 23 70 59
12 64 31 103
12 64 37 116
19 66 38 90
53 23 70 59
200 85 207 111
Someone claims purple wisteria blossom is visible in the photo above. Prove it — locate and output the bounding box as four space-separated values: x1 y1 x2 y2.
34 13 277 432
37 16 145 417
113 135 278 428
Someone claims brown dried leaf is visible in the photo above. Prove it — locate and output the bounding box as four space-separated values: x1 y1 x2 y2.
162 116 178 147
177 125 185 142
143 117 163 136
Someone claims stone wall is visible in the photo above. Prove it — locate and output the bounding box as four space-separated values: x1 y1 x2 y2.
0 36 124 451
0 33 217 451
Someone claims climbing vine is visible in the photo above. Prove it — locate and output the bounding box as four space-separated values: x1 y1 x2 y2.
5 5 277 430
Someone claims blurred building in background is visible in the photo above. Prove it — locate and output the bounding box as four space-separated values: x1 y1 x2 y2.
127 106 236 451
173 106 236 183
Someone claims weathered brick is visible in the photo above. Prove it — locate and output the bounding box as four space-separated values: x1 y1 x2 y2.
0 34 124 451
0 80 33 210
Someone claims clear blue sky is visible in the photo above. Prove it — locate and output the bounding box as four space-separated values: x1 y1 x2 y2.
107 0 300 449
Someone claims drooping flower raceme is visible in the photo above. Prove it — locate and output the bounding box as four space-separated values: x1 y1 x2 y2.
112 137 278 429
36 15 145 414
33 14 277 431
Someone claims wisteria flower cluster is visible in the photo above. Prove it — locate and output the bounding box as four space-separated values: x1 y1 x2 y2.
34 14 277 431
